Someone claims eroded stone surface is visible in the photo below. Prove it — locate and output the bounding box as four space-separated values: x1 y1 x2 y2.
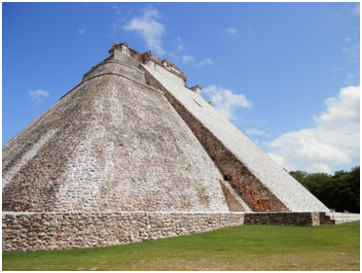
2 58 229 213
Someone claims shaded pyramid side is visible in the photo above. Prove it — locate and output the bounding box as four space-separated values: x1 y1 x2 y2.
2 56 231 213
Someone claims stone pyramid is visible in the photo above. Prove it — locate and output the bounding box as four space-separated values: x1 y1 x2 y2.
2 42 329 214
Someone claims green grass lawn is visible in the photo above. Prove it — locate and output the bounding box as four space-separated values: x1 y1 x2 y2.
3 221 360 271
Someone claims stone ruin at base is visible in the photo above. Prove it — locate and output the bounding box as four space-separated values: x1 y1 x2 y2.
2 43 359 252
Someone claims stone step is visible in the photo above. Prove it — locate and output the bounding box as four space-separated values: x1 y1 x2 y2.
325 212 360 224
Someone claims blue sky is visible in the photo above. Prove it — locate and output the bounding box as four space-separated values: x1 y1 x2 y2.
2 2 360 174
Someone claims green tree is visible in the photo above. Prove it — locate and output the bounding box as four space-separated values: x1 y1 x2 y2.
289 170 308 184
289 167 360 213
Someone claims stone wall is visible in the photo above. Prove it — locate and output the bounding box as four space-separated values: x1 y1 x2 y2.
2 212 245 252
2 211 327 252
244 212 321 226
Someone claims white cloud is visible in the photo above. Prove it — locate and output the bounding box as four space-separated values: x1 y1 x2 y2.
341 44 360 61
224 28 238 36
123 7 166 55
112 5 121 15
314 85 360 129
175 36 184 52
351 3 360 15
77 28 85 35
202 85 252 120
182 55 194 64
197 58 213 67
181 55 211 67
346 73 357 83
28 89 49 104
176 44 184 52
245 128 265 136
325 67 341 74
266 86 360 174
